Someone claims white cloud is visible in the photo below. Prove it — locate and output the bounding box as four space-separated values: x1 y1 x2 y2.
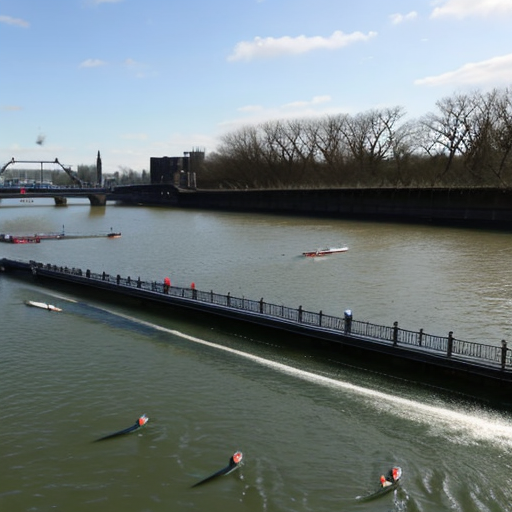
237 105 263 113
414 53 512 86
283 95 332 109
79 58 107 68
228 30 377 62
219 96 340 133
389 11 418 25
0 15 29 28
311 95 331 105
1 105 23 111
431 0 512 18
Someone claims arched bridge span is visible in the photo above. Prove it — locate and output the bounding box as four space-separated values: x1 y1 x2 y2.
1 158 83 187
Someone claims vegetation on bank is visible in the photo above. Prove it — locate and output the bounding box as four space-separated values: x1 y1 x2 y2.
14 87 509 190
199 87 512 189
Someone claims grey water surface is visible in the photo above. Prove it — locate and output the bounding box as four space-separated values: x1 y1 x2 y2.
2 198 512 512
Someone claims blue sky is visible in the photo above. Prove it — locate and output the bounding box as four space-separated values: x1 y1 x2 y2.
1 0 512 175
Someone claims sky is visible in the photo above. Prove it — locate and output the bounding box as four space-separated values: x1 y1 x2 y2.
1 0 512 175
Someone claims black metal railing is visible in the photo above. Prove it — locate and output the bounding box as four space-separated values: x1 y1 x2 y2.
35 261 511 370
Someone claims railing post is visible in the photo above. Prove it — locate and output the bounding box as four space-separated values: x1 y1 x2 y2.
86 269 90 278
298 305 303 323
137 277 141 288
418 328 423 347
393 322 398 346
501 340 508 370
210 290 214 302
447 331 454 357
227 292 231 307
319 310 323 327
344 309 352 334
259 298 264 314
102 271 106 281
116 274 120 285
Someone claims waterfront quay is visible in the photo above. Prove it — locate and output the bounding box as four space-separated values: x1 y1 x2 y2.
110 184 512 229
2 257 512 403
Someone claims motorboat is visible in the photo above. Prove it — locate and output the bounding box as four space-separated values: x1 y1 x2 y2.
302 246 348 257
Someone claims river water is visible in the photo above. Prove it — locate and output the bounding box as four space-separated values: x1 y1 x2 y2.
2 198 512 512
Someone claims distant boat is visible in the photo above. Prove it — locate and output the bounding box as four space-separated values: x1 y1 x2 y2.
0 234 40 244
302 246 348 257
25 300 62 312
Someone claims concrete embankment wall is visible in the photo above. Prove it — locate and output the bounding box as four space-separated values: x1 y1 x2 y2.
111 185 512 227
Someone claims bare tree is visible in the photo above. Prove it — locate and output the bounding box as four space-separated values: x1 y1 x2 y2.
314 114 350 179
201 86 512 189
338 107 406 184
419 93 478 184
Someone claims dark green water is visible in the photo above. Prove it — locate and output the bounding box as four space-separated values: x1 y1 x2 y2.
2 199 512 511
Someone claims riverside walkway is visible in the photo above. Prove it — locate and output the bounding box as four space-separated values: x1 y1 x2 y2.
2 257 511 400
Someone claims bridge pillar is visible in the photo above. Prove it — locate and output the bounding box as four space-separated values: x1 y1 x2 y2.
88 194 107 206
54 196 67 206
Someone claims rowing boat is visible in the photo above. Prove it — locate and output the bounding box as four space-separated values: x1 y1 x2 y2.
192 451 243 487
356 466 402 501
25 300 62 312
95 414 149 441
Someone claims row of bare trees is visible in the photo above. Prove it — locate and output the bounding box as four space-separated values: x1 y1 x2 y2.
201 87 512 189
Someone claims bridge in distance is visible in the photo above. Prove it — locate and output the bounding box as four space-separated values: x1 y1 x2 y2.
0 186 113 206
0 157 113 206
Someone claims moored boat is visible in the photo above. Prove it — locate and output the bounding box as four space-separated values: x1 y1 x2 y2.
0 234 41 244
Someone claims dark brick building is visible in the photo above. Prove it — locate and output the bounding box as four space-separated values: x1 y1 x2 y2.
150 150 204 188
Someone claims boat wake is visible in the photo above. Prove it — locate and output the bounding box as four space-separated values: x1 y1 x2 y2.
58 300 512 450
